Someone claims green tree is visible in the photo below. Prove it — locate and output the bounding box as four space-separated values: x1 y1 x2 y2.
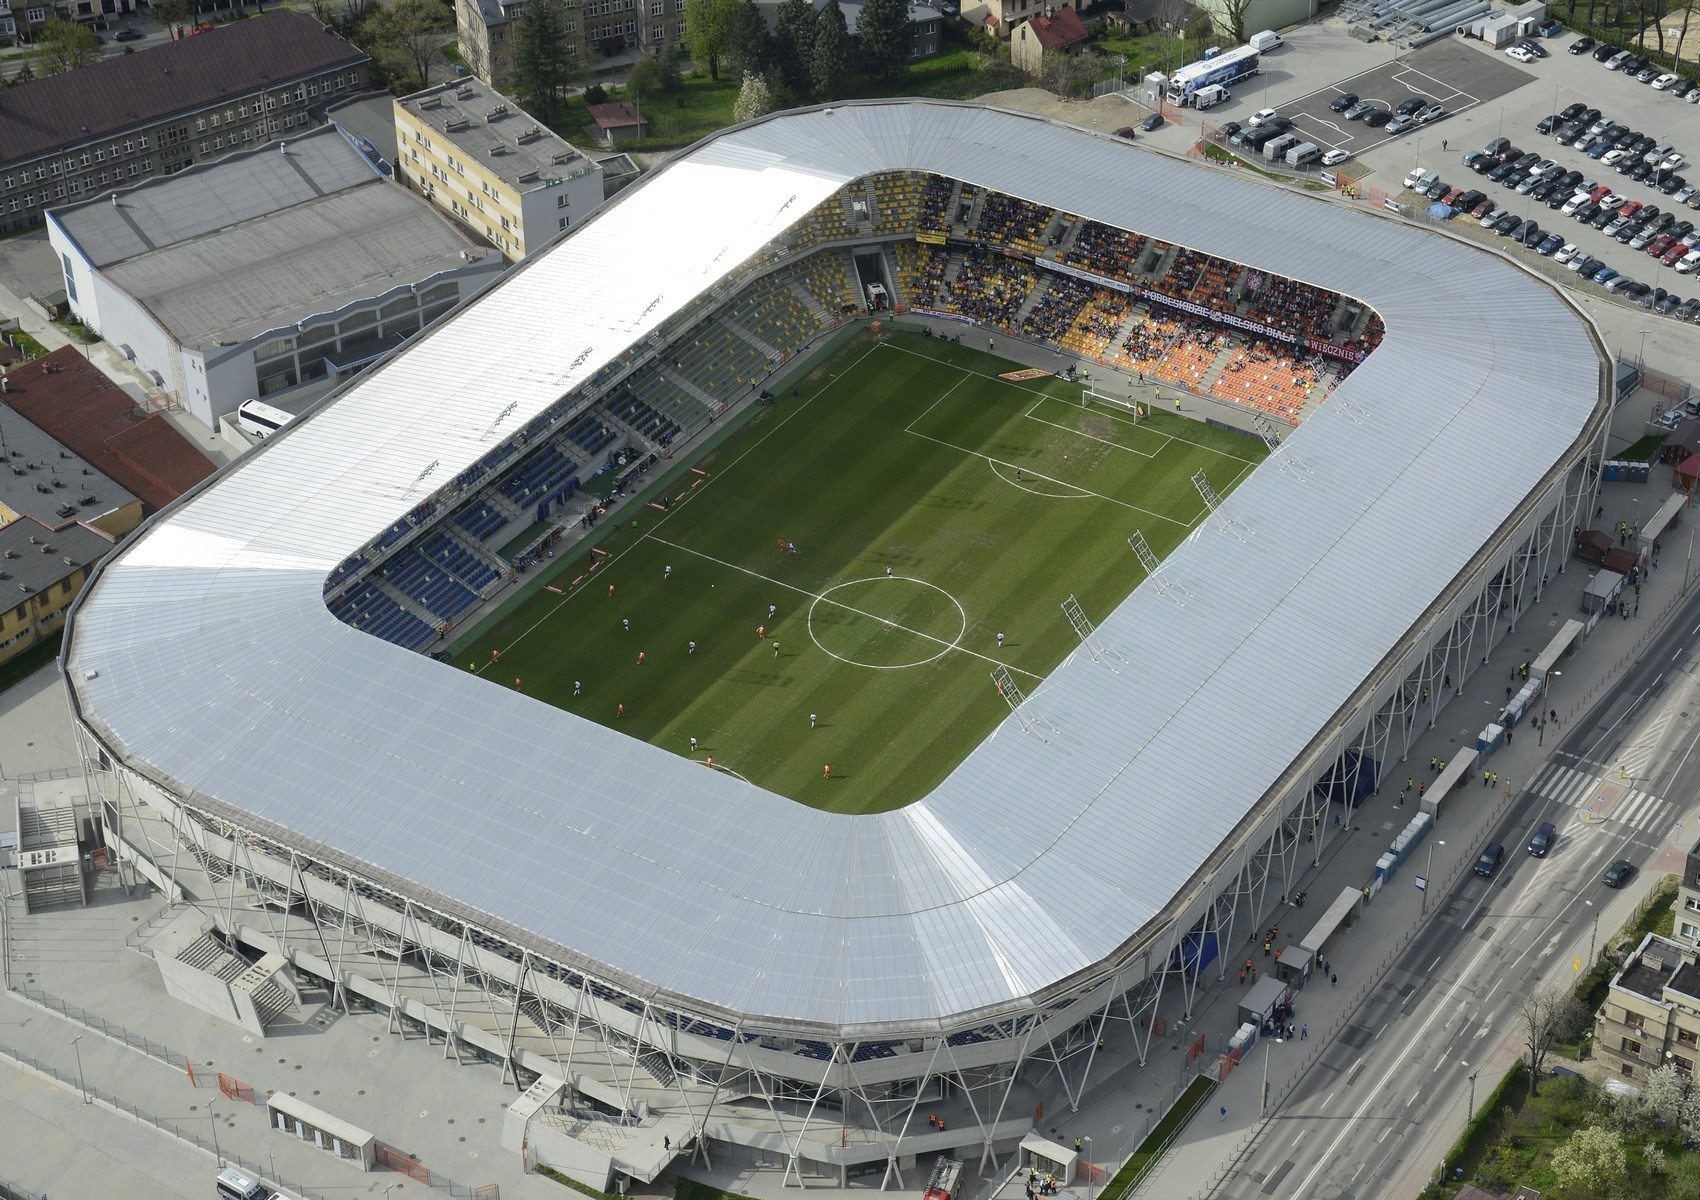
855 0 910 81
152 0 192 25
731 70 775 122
369 0 452 89
623 54 678 104
683 0 740 80
1666 1153 1700 1200
1548 1125 1626 1200
38 18 100 73
773 0 814 90
511 0 575 121
9 58 35 85
810 0 850 97
724 0 774 80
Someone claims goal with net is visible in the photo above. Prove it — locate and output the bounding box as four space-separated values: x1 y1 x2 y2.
1081 387 1146 419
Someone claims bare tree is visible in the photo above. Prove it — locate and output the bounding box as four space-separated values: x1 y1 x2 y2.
1518 984 1588 1095
1215 0 1254 45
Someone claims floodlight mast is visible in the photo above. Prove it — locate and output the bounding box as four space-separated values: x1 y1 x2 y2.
1129 531 1193 606
1192 468 1253 542
1062 594 1127 667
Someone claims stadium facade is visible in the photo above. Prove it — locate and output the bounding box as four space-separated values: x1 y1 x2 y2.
60 101 1610 1188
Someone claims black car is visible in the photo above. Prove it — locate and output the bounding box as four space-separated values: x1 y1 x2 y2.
1424 177 1450 199
1630 161 1655 182
1678 298 1700 319
1602 859 1636 887
1488 161 1515 181
1559 101 1587 120
1532 179 1559 202
1330 92 1359 112
1555 122 1584 145
1536 113 1561 135
1673 79 1698 99
1140 112 1165 132
1627 282 1655 301
1494 213 1522 235
1593 41 1619 60
1591 207 1617 228
1476 843 1506 878
1558 169 1583 190
1658 293 1683 314
1673 219 1695 239
1571 35 1596 53
1518 39 1550 58
1218 121 1242 141
1396 96 1428 116
1363 109 1393 128
113 26 143 40
1631 133 1657 154
1522 222 1546 246
1457 188 1486 210
1660 174 1687 195
1574 201 1601 222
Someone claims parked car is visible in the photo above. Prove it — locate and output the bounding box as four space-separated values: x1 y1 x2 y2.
1571 34 1596 53
1417 102 1447 123
1507 44 1538 62
1535 113 1561 134
1605 50 1633 69
1321 147 1352 166
1343 98 1379 120
1476 843 1506 878
1363 109 1393 128
1637 64 1662 82
1140 112 1165 132
1248 107 1280 127
1592 42 1619 60
1602 859 1637 887
1330 92 1359 112
1673 79 1698 98
1537 232 1566 254
1386 113 1418 134
1396 96 1429 116
1593 265 1620 284
113 26 143 40
1555 242 1582 263
1518 38 1549 58
1653 73 1682 90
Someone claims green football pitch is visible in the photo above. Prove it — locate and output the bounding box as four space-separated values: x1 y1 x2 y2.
459 330 1265 814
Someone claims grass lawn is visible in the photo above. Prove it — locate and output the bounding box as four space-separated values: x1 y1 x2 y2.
1101 1073 1218 1200
459 329 1262 812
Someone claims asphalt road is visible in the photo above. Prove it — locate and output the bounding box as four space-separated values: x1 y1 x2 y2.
1212 582 1700 1199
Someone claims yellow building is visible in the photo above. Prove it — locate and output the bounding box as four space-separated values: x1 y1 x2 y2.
394 82 604 262
1595 932 1700 1081
0 516 114 666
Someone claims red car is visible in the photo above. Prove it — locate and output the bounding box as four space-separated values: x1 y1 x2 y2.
1662 242 1689 265
1619 200 1644 218
1646 234 1678 256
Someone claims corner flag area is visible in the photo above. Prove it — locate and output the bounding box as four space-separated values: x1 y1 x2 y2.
460 330 1265 813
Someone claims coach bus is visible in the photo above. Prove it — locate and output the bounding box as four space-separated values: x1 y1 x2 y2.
1163 44 1261 107
234 398 296 439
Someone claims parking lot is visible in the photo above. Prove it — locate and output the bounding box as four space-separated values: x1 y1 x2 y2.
1274 39 1535 160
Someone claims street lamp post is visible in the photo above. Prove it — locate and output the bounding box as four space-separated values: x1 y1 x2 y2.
208 1097 223 1168
1639 327 1652 367
1467 1070 1480 1120
70 1034 87 1105
1084 1135 1094 1200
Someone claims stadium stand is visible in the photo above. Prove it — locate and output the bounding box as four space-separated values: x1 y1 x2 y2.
1066 220 1150 282
868 172 924 236
792 252 861 321
728 270 828 354
974 190 1054 256
1116 310 1227 389
939 248 1037 329
916 173 955 236
382 548 480 621
1058 289 1135 360
894 241 949 309
1021 275 1099 345
329 584 437 650
455 500 508 542
1209 340 1328 422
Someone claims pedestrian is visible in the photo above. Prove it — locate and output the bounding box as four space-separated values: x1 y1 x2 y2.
1550 709 1558 725
757 624 765 639
1016 468 1024 481
637 651 646 665
773 640 781 657
997 631 1005 647
665 564 672 580
491 648 501 663
689 640 697 655
1419 782 1426 798
824 763 831 779
623 617 630 631
608 584 615 599
515 677 523 691
1238 966 1247 984
690 737 698 752
574 680 582 696
886 566 894 578
1301 1023 1308 1040
929 1114 938 1129
1330 973 1337 986
769 604 778 619
1219 1105 1228 1121
988 336 995 351
617 703 624 718
1482 769 1489 788
1263 938 1272 957
1506 729 1513 745
810 712 818 728
1441 139 1448 151
1174 396 1181 410
1074 1138 1082 1153
706 756 713 769
1334 810 1342 827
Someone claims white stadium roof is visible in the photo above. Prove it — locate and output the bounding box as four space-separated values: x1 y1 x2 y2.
64 101 1605 1031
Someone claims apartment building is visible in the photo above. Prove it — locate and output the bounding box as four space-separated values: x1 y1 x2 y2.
456 0 688 85
1595 932 1700 1081
0 515 114 667
0 12 369 233
395 82 604 261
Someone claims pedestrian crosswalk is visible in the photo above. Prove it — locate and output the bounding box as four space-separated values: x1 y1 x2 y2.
1527 763 1675 832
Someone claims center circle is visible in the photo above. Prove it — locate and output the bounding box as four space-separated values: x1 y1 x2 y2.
806 577 968 670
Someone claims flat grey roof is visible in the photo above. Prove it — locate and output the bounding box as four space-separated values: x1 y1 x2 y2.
327 92 401 169
0 404 136 527
397 81 594 193
52 127 483 348
64 101 1605 1032
0 516 112 595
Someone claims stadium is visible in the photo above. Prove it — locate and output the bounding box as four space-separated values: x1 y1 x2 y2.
60 100 1608 1188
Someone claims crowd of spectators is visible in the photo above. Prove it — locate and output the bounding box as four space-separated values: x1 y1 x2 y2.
1065 220 1151 282
945 248 1037 328
1058 291 1135 359
896 242 950 308
1022 276 1100 344
976 190 1054 255
1116 311 1230 390
1239 273 1338 339
1210 338 1329 421
917 174 955 235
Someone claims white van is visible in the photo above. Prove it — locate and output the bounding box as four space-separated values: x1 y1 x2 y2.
1249 29 1283 51
1286 141 1323 167
215 1167 268 1200
1402 167 1438 192
1262 133 1300 162
1193 84 1229 109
